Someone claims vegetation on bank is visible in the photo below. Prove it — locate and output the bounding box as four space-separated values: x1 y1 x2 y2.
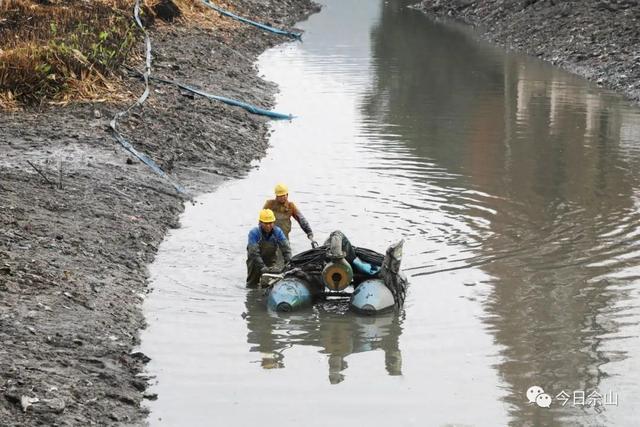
0 0 230 108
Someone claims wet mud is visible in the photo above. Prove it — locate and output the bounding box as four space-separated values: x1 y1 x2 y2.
416 0 640 104
0 1 317 425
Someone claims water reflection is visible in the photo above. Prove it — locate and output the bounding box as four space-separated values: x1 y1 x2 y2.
141 1 640 425
244 290 403 384
363 1 640 425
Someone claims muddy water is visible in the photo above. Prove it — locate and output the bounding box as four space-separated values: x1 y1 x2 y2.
141 1 640 425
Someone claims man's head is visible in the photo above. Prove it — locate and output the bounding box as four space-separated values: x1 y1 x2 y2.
259 208 276 233
274 183 288 203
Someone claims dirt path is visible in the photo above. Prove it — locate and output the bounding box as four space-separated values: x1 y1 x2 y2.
0 1 317 425
417 0 640 105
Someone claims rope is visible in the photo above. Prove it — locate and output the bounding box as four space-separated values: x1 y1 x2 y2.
202 0 302 40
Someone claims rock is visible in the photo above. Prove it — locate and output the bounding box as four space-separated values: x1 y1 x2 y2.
32 397 66 414
20 395 39 412
131 379 147 392
109 410 129 422
106 391 138 406
130 351 151 364
153 0 181 22
4 388 22 405
142 391 158 401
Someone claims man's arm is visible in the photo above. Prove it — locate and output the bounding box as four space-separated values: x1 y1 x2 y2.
291 202 313 237
247 230 266 270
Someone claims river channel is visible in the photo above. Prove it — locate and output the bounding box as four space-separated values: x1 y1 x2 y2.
140 1 640 425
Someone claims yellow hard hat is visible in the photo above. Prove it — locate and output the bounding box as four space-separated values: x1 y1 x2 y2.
274 183 288 197
259 209 276 223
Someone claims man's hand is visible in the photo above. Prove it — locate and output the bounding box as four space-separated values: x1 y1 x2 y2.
307 233 319 248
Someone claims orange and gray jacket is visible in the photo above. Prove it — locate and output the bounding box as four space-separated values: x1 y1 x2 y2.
263 199 312 238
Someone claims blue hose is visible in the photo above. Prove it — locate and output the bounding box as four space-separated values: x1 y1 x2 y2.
110 0 190 197
111 0 298 198
111 131 188 195
202 0 302 40
151 75 294 120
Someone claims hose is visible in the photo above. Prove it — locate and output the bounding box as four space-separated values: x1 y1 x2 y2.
109 0 190 197
149 75 294 120
202 0 302 40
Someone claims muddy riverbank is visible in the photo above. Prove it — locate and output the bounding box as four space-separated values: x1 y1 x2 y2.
0 1 316 425
416 0 640 104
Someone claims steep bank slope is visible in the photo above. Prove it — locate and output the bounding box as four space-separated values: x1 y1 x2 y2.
0 1 317 425
417 0 640 104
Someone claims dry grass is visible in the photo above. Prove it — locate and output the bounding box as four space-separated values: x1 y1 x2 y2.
0 0 236 108
171 0 237 30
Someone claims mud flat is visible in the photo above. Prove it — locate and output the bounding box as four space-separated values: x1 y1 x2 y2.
416 0 640 104
0 0 316 424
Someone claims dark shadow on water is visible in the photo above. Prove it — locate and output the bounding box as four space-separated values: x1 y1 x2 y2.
244 289 404 384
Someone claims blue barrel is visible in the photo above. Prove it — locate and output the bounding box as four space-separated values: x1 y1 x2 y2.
350 279 395 315
267 278 313 312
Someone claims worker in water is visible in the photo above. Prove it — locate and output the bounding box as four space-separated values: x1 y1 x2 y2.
263 183 317 246
246 209 292 287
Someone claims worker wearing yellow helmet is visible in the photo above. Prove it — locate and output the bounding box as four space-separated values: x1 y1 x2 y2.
246 208 292 287
263 183 317 246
